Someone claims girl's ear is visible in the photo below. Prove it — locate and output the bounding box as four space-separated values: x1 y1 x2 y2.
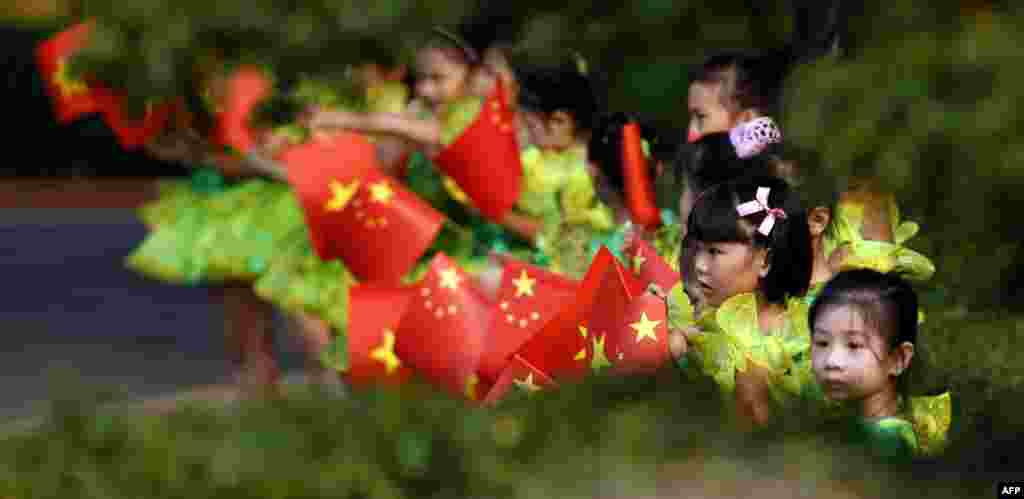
756 247 772 278
807 206 832 238
889 341 915 377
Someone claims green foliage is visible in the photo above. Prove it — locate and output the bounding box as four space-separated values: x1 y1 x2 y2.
0 372 1003 498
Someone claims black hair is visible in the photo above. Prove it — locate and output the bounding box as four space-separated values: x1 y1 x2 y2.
809 269 919 349
690 49 792 118
427 2 525 68
677 132 778 195
687 174 812 304
808 269 920 396
514 55 598 129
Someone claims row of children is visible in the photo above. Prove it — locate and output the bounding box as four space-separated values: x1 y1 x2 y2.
36 11 950 463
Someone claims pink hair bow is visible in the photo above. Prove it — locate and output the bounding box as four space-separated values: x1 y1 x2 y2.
729 117 782 159
736 187 786 236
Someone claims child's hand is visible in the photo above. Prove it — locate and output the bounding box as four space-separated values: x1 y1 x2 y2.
669 326 700 359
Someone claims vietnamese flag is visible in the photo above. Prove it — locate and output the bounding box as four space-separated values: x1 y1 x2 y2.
432 79 522 222
280 132 445 283
35 21 103 124
623 236 681 293
481 355 557 406
393 253 491 400
477 258 578 386
340 283 416 388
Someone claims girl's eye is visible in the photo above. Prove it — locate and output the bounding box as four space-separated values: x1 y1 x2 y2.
848 342 862 350
814 340 828 348
708 247 724 255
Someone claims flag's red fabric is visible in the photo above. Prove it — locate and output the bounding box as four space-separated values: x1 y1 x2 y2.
431 80 522 222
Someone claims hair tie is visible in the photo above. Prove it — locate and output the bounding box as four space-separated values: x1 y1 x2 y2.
736 186 787 236
432 27 480 65
729 117 782 159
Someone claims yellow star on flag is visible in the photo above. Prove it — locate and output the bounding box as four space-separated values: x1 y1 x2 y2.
325 179 360 212
370 329 401 374
368 180 394 204
513 373 542 393
630 312 661 343
439 268 462 291
512 270 536 297
591 334 612 371
55 59 89 96
464 374 480 400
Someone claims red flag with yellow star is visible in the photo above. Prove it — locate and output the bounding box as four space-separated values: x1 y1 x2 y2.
344 283 415 388
96 92 175 150
393 253 491 400
216 65 273 153
280 132 445 283
477 258 578 386
603 291 672 375
482 355 557 406
35 21 103 124
623 236 681 293
432 80 522 222
514 246 643 381
622 122 662 229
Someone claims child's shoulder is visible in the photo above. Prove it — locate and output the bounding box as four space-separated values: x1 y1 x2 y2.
860 416 919 462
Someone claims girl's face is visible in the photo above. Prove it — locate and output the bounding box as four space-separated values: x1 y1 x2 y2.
414 48 470 112
687 81 740 142
691 239 767 307
811 305 902 402
522 110 577 150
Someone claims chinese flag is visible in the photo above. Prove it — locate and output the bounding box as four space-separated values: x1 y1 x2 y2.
216 65 272 153
343 283 415 388
623 236 681 292
622 123 662 229
35 21 103 124
481 355 557 406
603 291 672 375
280 132 445 283
432 80 522 222
477 258 579 386
96 92 175 150
514 246 643 382
394 253 491 400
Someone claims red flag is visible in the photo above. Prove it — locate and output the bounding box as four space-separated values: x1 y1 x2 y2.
514 247 642 382
477 258 578 385
622 123 662 228
623 236 681 292
603 292 672 375
394 253 491 399
432 80 522 222
280 132 445 283
216 66 273 153
344 283 416 388
97 92 175 150
35 21 103 124
482 355 557 406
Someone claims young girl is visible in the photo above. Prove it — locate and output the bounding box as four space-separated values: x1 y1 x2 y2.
807 269 951 460
686 51 906 245
666 174 813 430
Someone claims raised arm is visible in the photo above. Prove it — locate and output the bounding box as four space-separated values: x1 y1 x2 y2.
309 109 443 156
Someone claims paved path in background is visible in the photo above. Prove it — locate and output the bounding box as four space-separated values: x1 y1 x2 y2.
0 208 305 423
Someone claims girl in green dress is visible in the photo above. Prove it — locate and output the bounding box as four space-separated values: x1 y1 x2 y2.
806 269 952 461
666 174 814 430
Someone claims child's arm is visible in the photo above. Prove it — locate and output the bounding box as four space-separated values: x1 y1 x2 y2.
308 109 443 155
497 211 544 243
734 361 773 430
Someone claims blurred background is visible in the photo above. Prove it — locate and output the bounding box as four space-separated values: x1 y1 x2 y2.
1 0 1022 497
